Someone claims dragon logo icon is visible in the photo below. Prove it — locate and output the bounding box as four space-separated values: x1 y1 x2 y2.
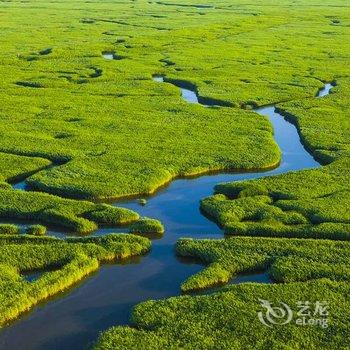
258 299 293 327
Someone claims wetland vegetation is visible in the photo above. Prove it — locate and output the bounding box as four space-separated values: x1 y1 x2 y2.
0 234 150 326
0 0 349 349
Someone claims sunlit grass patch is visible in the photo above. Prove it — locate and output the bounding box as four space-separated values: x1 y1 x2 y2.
0 233 151 326
0 189 140 234
94 279 349 350
176 237 350 292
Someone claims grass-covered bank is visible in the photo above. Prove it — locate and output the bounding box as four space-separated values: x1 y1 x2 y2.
201 164 350 240
0 189 143 234
94 279 349 350
21 103 280 200
201 80 350 239
94 237 350 350
201 158 350 239
176 237 350 292
0 233 150 326
0 153 51 189
94 235 350 349
0 223 47 236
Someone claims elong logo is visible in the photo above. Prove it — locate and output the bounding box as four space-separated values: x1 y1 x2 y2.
258 299 293 327
257 299 329 328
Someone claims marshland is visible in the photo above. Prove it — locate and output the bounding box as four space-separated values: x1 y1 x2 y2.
0 0 349 349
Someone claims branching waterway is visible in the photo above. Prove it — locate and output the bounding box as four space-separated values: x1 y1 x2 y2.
0 79 334 350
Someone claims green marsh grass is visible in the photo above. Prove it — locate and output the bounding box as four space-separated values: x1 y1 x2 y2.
0 233 150 326
94 280 349 350
0 189 140 234
176 237 350 291
1 0 350 348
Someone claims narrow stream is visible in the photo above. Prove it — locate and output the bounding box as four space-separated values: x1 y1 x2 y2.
0 79 333 350
153 75 201 104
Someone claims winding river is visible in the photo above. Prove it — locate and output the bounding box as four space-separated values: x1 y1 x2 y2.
0 79 333 350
